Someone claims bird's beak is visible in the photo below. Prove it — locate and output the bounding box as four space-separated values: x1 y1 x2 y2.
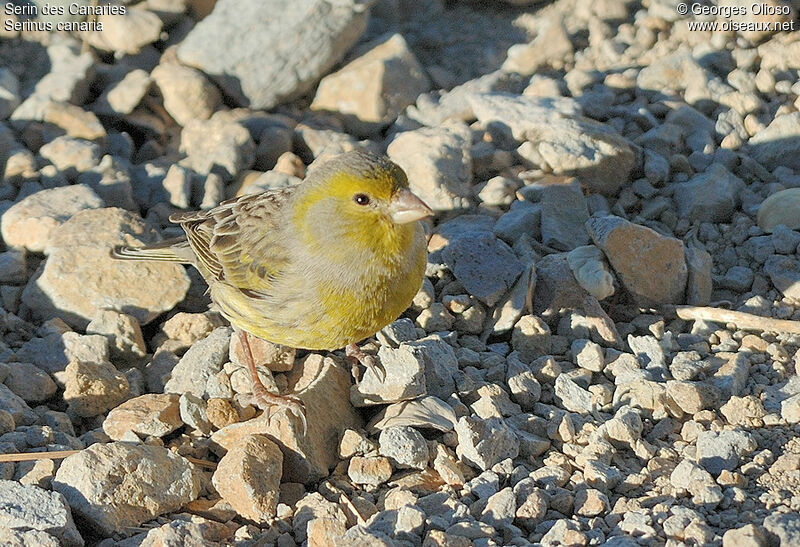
389 188 434 224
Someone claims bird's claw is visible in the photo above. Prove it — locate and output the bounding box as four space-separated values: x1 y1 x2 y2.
361 354 386 383
250 388 307 436
346 343 386 384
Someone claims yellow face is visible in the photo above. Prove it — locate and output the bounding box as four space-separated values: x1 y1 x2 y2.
292 152 432 259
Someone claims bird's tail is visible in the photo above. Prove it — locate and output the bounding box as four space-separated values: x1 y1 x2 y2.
111 236 193 263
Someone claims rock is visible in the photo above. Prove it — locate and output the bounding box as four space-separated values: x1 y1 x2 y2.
673 164 745 223
86 310 147 363
685 245 713 305
470 383 521 419
152 63 221 126
468 93 634 195
764 255 800 300
0 68 20 119
164 327 232 397
0 248 26 284
37 137 102 180
511 315 551 361
481 487 516 529
212 354 362 484
179 393 212 435
177 0 371 108
53 442 200 536
379 426 429 470
574 488 610 517
554 374 594 413
21 208 191 329
86 7 163 54
11 42 93 109
42 101 105 141
488 262 534 336
15 331 110 378
758 188 800 232
493 200 541 244
0 480 82 546
0 185 104 253
367 396 457 433
160 311 227 347
3 363 57 403
669 460 724 506
180 117 255 179
587 215 687 305
212 434 282 522
666 380 718 414
572 339 605 372
387 123 472 211
102 393 182 440
455 416 518 471
505 353 541 409
503 17 573 75
696 429 757 475
139 515 233 546
312 33 429 135
0 528 61 546
764 513 800 547
442 231 523 307
722 524 768 547
206 397 239 429
63 360 130 418
566 245 615 301
93 69 151 116
538 179 590 251
351 343 427 407
720 395 767 427
348 456 393 486
605 406 643 447
76 156 138 211
780 393 800 423
749 112 800 170
294 492 347 543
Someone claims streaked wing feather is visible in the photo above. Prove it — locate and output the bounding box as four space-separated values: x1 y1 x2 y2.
175 188 295 292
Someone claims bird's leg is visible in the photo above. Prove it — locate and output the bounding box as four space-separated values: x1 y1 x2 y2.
238 330 306 434
346 343 386 383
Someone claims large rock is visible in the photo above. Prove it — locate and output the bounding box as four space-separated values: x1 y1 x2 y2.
212 434 282 523
177 0 372 108
441 231 523 307
86 7 163 54
587 215 687 305
102 393 182 440
0 480 82 546
387 122 472 211
21 208 191 329
673 164 745 223
312 33 429 136
749 112 800 171
53 443 201 536
151 63 221 126
211 354 362 484
468 93 634 195
764 255 800 300
0 185 104 253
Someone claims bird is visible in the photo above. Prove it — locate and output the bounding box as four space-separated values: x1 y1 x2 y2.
112 150 433 433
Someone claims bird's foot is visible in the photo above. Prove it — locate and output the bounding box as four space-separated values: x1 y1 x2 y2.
346 343 386 383
248 384 307 435
237 329 306 434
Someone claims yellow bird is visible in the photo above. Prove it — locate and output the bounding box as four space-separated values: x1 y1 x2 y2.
113 150 432 430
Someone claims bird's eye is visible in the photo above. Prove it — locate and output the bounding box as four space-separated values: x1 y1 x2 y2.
353 193 370 206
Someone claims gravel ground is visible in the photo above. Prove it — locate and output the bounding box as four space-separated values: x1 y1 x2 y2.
0 0 799 545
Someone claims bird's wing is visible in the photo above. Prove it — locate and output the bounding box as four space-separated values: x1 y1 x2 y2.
171 188 295 292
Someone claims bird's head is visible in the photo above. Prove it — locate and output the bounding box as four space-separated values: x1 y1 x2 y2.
293 151 433 258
